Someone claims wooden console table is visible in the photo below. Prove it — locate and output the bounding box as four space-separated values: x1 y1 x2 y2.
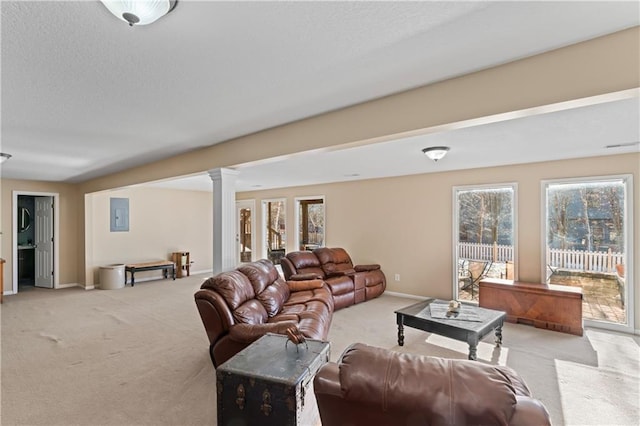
479 278 583 336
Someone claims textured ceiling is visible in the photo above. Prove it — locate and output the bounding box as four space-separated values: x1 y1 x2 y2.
1 1 639 189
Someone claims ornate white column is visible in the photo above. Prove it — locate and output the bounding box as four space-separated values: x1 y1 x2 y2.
208 168 239 274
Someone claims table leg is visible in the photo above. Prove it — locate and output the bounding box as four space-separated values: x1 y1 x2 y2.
131 271 135 287
467 335 479 360
468 344 478 360
397 322 405 346
495 325 503 347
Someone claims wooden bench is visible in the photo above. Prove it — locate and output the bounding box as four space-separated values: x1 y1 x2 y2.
125 261 175 287
479 278 583 336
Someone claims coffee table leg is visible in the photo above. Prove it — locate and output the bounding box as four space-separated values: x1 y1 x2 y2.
495 325 503 347
467 335 479 360
468 344 477 360
397 323 404 346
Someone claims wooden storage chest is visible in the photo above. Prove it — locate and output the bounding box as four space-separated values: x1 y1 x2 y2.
479 278 583 336
216 333 330 426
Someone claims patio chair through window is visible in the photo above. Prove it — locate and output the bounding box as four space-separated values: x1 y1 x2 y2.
459 260 491 299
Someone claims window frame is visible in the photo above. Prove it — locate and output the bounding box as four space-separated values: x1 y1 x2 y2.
541 174 634 333
452 182 518 301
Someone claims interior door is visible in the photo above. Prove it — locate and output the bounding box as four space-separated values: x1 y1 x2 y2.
34 196 54 288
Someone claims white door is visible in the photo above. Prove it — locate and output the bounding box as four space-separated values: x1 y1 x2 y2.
35 196 54 288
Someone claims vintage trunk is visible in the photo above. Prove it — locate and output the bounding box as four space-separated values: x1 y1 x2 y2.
216 333 330 426
479 278 583 336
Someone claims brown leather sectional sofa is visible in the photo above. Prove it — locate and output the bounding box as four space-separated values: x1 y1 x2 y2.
194 248 386 367
194 259 334 367
314 343 552 426
281 247 386 309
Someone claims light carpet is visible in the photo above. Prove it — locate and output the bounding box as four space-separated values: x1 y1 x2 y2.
1 274 638 425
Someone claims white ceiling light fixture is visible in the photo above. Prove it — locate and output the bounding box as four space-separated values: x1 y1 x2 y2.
0 153 11 164
422 146 450 162
100 0 178 27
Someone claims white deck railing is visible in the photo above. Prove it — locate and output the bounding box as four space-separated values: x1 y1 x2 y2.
458 243 623 274
547 247 623 274
457 242 513 262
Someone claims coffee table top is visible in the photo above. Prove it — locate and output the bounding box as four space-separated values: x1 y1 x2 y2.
395 298 506 333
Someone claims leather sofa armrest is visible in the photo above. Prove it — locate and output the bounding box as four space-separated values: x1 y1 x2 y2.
313 363 341 397
510 396 552 426
354 264 380 272
228 321 297 344
287 279 325 292
290 272 323 281
326 268 356 277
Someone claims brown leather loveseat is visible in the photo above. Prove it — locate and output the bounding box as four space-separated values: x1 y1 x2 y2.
194 259 334 367
314 343 551 426
281 247 386 310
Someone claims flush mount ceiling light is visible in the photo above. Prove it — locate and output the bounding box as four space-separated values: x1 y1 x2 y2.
422 146 450 162
0 153 11 164
100 0 178 26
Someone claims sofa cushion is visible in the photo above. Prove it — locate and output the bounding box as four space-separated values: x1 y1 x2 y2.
238 259 280 294
233 299 268 324
256 278 290 317
286 251 326 278
202 270 255 310
272 299 333 340
285 285 334 311
315 247 356 276
324 275 354 295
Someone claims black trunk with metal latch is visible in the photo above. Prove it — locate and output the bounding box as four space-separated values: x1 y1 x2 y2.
216 333 330 426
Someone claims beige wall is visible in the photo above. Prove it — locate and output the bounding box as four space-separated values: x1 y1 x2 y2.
86 187 213 286
239 153 639 328
0 179 80 288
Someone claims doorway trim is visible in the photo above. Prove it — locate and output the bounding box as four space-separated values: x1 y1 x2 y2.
11 191 60 294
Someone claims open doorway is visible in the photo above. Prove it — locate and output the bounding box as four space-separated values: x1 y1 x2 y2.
12 191 59 294
236 200 256 264
262 198 286 264
295 196 324 251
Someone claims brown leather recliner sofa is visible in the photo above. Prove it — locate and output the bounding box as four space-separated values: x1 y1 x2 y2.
314 343 551 426
194 259 334 367
281 247 386 310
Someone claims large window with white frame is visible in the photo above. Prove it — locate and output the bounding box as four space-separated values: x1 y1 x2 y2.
543 175 633 331
453 184 517 303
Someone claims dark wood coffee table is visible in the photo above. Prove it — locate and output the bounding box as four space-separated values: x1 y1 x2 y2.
395 298 506 360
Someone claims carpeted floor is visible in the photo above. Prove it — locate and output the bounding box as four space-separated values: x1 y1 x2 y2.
1 273 638 425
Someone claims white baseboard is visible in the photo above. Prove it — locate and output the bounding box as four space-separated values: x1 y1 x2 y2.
190 269 212 276
383 291 428 300
56 283 79 289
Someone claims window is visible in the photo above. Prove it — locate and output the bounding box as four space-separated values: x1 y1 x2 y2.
295 197 325 251
262 199 286 264
543 176 632 330
453 184 517 302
